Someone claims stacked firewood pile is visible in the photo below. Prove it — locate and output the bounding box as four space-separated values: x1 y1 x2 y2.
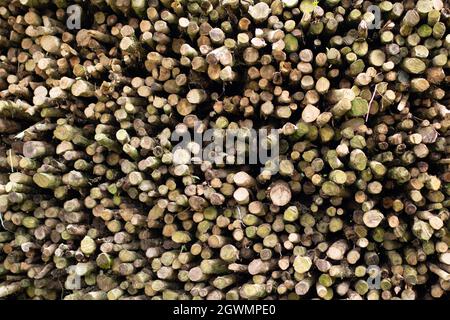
0 0 449 300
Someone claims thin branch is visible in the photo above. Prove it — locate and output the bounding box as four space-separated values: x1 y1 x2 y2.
366 83 379 122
